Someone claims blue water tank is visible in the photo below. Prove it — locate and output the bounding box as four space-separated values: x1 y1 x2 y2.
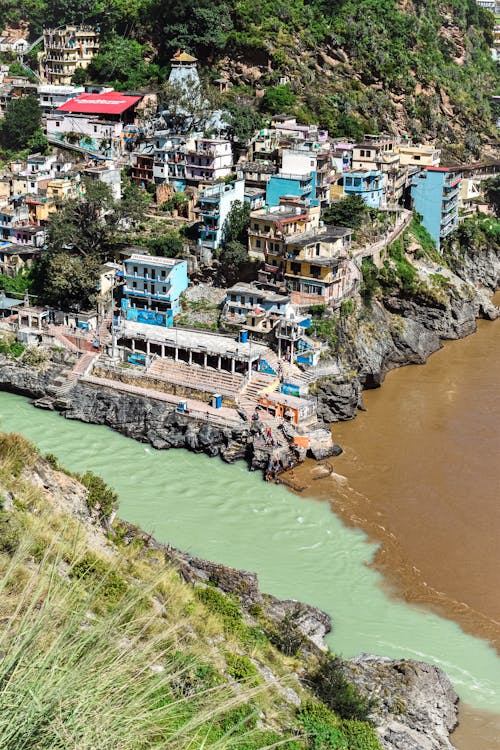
240 330 248 343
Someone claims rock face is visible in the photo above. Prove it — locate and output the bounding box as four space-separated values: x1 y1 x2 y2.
315 243 499 423
345 655 459 750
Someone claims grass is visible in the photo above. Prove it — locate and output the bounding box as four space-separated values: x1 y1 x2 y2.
0 433 383 749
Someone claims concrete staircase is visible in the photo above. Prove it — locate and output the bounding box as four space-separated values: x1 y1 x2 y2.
238 373 279 412
51 352 98 397
149 358 246 398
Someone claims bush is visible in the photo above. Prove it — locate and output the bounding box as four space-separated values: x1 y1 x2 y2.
305 655 376 723
261 84 296 112
339 719 381 750
296 701 347 749
79 471 118 522
195 586 243 628
360 257 379 303
0 512 21 554
70 554 128 604
225 653 260 683
266 605 307 656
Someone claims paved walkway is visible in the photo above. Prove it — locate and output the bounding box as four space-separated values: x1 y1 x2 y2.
354 209 412 261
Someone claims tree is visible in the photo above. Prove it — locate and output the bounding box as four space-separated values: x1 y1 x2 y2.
484 176 500 217
322 195 369 230
146 232 184 258
0 96 42 152
222 201 250 245
224 103 262 146
218 240 248 285
306 655 376 722
158 79 216 134
87 36 160 90
33 252 101 310
71 67 88 85
151 0 233 59
261 85 296 114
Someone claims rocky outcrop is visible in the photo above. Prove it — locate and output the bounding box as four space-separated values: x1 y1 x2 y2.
345 655 459 750
314 244 499 423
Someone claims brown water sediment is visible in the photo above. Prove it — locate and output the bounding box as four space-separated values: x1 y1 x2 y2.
295 314 500 651
290 311 500 748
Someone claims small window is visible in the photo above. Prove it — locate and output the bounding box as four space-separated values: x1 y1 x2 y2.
133 266 138 273
256 239 261 248
132 281 137 288
55 121 60 127
93 126 97 133
162 286 166 293
414 155 421 160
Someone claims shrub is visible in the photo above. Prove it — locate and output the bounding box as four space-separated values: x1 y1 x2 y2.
305 655 376 722
360 258 379 303
266 606 306 656
70 554 128 604
296 701 347 749
0 512 21 554
339 719 381 749
80 471 118 521
195 586 243 628
225 653 260 683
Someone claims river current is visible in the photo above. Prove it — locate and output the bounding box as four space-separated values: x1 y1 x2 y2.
1 316 499 747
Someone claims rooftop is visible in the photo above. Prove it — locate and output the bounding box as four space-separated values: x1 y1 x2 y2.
125 253 185 268
170 50 198 63
242 161 277 174
251 207 308 223
121 321 269 360
285 225 352 246
57 92 142 116
227 282 290 303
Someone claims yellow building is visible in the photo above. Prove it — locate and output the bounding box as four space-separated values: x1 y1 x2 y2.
46 178 79 201
396 144 441 168
26 197 57 224
248 202 320 261
41 25 100 85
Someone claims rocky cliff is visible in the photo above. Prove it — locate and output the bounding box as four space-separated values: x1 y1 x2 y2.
313 239 499 424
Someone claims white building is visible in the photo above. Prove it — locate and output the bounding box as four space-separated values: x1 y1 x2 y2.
82 164 122 201
185 138 233 185
47 113 123 157
197 178 245 255
41 25 100 86
37 84 84 115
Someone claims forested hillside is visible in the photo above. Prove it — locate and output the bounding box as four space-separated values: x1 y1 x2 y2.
4 0 499 151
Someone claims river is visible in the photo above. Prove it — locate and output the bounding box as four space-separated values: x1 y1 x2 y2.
0 391 499 744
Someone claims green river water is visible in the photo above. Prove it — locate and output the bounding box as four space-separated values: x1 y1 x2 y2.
2 391 499 713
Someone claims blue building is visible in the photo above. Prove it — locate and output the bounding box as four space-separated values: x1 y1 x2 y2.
410 167 461 249
342 170 385 208
266 172 318 208
122 253 188 327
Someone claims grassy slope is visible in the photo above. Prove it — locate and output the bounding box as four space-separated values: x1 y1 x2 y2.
0 432 381 750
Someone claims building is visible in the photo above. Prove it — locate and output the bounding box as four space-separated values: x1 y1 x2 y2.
223 282 293 325
0 203 30 241
41 25 100 85
48 92 142 157
240 160 277 189
343 170 385 207
410 167 462 249
250 129 280 162
351 135 403 203
37 84 85 115
266 171 318 208
122 253 188 327
248 201 320 262
268 224 356 307
82 163 122 201
130 147 154 187
0 241 42 277
271 116 328 143
396 143 441 168
185 138 233 185
281 143 331 206
168 50 200 91
197 179 245 253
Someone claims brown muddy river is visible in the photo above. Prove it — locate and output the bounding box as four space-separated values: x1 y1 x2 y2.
293 308 500 747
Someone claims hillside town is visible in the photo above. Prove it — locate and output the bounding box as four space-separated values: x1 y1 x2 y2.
0 23 498 471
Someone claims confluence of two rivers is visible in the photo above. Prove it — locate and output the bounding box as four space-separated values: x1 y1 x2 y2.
1 314 499 748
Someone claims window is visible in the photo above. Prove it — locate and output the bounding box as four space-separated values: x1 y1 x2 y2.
414 155 421 161
256 239 261 248
133 266 138 274
132 281 137 288
360 150 365 157
151 269 156 280
55 121 60 127
310 265 321 279
366 150 371 157
162 286 167 293
93 126 97 133
315 244 321 257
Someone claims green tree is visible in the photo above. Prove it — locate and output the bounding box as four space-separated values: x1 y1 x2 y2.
146 232 184 258
261 85 296 113
33 252 101 310
322 195 369 230
218 240 248 285
306 655 376 723
88 36 160 90
224 103 262 146
159 79 217 134
71 67 88 85
152 0 233 58
222 200 250 245
483 176 500 217
0 96 42 152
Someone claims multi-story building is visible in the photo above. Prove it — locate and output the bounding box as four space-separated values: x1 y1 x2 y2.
240 160 277 189
249 128 280 162
122 253 188 327
343 170 385 207
197 179 245 253
266 170 318 208
268 224 356 307
396 143 441 168
352 135 403 203
248 201 320 262
185 138 233 186
82 163 122 201
41 25 100 86
271 116 328 143
37 84 85 115
130 147 155 188
280 143 331 206
410 167 462 249
223 282 293 324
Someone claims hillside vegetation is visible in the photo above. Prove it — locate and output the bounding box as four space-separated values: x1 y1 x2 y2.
5 0 499 152
0 432 382 750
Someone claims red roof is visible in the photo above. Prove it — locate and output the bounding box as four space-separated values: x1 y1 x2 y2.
57 92 142 116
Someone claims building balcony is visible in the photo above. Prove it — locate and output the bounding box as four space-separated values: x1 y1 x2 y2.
442 187 459 202
124 288 173 302
125 272 171 284
440 221 458 238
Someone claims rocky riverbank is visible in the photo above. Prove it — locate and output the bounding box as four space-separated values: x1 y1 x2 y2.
313 239 499 424
23 446 459 750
